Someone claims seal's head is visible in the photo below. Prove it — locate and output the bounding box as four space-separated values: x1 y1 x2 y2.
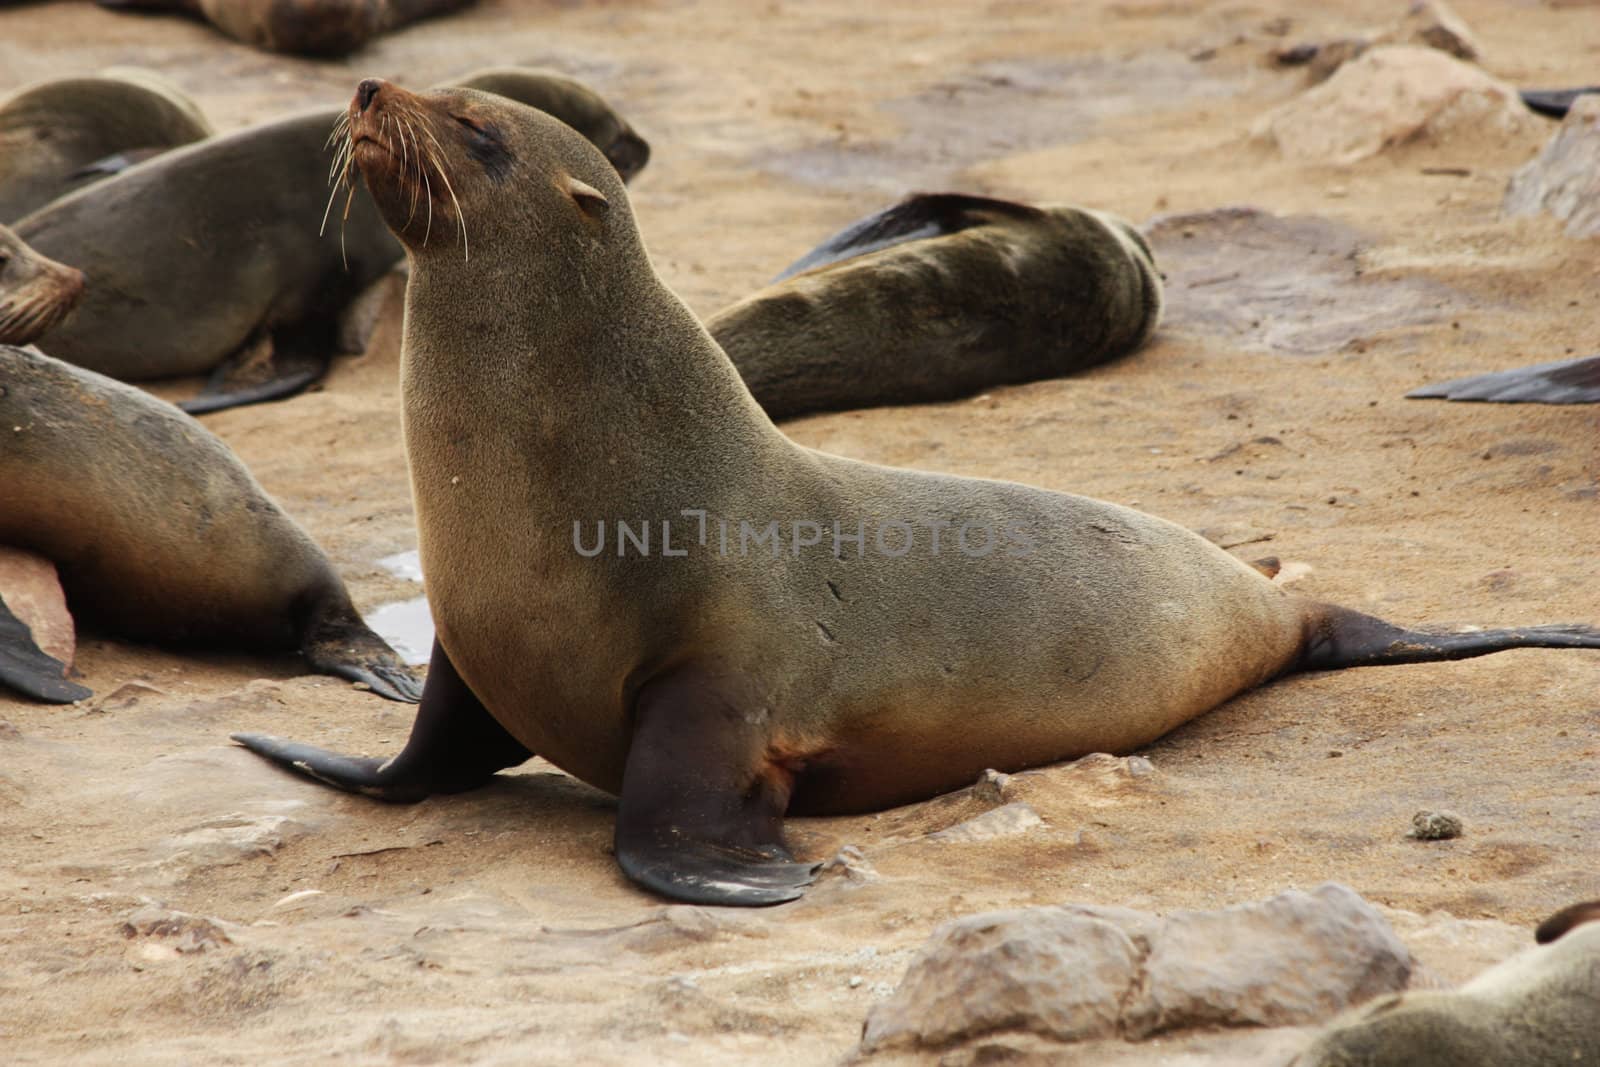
335 77 631 272
445 67 651 182
0 224 86 346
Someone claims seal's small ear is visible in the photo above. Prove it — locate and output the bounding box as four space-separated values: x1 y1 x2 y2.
564 175 610 220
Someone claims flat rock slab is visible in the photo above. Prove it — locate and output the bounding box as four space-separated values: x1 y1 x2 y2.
1146 206 1465 354
0 545 74 667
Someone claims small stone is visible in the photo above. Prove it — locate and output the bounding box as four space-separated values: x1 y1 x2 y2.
971 768 1013 804
1409 810 1464 840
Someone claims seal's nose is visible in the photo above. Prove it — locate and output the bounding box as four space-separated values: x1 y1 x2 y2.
356 78 383 113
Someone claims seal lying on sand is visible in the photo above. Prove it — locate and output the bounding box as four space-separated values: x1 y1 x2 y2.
95 0 473 57
232 81 1600 907
0 343 421 703
0 223 86 346
1293 901 1600 1066
706 193 1162 420
0 68 212 223
1407 354 1600 404
12 69 647 415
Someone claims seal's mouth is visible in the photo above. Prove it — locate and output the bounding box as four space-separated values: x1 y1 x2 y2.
0 261 86 346
324 77 471 261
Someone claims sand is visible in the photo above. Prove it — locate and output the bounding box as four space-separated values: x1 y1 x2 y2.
0 0 1596 1063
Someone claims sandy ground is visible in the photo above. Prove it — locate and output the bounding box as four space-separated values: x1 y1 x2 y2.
1 0 1597 1063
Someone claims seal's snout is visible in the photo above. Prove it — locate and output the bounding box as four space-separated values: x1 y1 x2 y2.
355 78 384 113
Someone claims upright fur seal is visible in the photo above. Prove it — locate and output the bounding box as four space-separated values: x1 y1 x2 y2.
12 69 647 414
706 194 1162 420
95 0 473 56
0 68 212 223
232 81 1600 907
0 223 85 346
1292 902 1600 1066
0 343 422 703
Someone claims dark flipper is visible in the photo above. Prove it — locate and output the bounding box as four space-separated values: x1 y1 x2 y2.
232 638 530 801
298 590 423 703
614 670 817 906
179 319 337 416
772 192 1045 283
68 148 168 182
1298 604 1600 672
1406 354 1600 404
1519 87 1600 120
0 595 91 704
1535 901 1600 945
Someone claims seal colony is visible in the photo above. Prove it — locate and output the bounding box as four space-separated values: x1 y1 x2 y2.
230 82 1600 907
10 68 649 414
95 0 474 56
0 68 212 222
0 343 422 703
706 193 1162 420
1293 900 1600 1066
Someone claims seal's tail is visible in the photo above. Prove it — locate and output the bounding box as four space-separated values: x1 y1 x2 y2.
1297 603 1600 672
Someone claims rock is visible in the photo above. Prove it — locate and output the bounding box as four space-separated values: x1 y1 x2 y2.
1122 883 1413 1038
1254 46 1537 165
1504 96 1600 237
861 910 1141 1051
155 812 308 869
120 904 234 954
818 844 880 886
859 883 1411 1055
972 768 1014 805
1409 810 1464 840
0 545 75 667
928 802 1044 843
1389 0 1480 62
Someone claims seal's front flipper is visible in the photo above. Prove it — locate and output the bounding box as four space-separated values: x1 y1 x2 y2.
179 323 330 415
772 193 1045 282
1406 354 1600 404
615 670 818 906
232 638 530 801
0 595 91 704
300 599 424 703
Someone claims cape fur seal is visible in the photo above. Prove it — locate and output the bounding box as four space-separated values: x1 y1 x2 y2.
11 69 647 415
0 343 422 703
0 223 85 346
706 193 1162 420
1293 902 1600 1066
232 81 1600 907
95 0 473 56
0 68 213 223
1407 354 1600 404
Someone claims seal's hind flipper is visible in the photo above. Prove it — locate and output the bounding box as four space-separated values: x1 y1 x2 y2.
1298 604 1600 673
1535 901 1600 945
0 595 91 704
1519 87 1600 119
615 669 818 906
772 193 1045 282
1406 354 1600 404
232 638 530 800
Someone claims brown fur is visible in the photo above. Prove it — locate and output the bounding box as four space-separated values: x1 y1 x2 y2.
0 223 84 346
705 203 1162 420
1293 917 1600 1066
96 0 472 56
0 69 211 222
0 344 417 698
